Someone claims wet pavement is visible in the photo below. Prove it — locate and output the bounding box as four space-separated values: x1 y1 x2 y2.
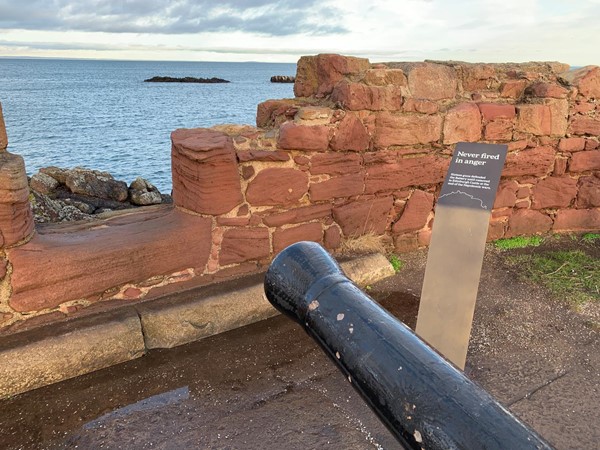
0 242 598 450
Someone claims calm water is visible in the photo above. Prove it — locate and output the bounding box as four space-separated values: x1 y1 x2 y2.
0 58 296 192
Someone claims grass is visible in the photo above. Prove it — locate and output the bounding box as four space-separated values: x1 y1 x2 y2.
507 250 599 306
495 235 544 250
338 233 387 255
582 232 600 243
389 254 404 272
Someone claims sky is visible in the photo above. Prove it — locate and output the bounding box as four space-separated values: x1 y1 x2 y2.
0 0 599 65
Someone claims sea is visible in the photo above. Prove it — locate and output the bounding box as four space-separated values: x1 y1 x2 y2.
0 58 296 192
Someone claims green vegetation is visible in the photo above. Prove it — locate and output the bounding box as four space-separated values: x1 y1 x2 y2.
494 236 544 250
507 250 599 306
582 233 600 243
389 254 404 272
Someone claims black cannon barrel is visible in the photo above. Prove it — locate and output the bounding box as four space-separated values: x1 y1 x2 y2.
264 241 554 450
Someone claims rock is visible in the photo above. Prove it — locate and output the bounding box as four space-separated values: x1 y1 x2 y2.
553 209 600 232
0 102 7 150
576 175 600 208
516 104 552 136
569 117 600 136
374 112 442 147
402 99 439 114
62 198 96 214
526 82 569 98
502 146 555 177
128 177 163 206
236 150 290 162
8 207 212 312
31 191 92 223
392 190 434 234
478 104 516 121
294 54 370 98
65 168 128 202
330 80 402 111
30 172 59 195
161 194 173 204
144 76 230 83
332 196 393 237
0 151 34 246
309 173 365 201
256 99 296 128
569 150 600 172
270 75 295 83
277 122 330 151
493 180 519 208
443 103 482 144
500 80 528 99
262 204 332 228
558 138 586 152
310 153 362 175
246 168 308 206
393 62 458 100
531 176 578 209
506 209 552 237
330 113 370 151
273 222 323 253
460 64 496 91
219 228 270 265
171 128 243 215
560 66 600 99
485 119 514 141
39 166 68 184
54 190 130 211
363 68 407 87
324 225 342 249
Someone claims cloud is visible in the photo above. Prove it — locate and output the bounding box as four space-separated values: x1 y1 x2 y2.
0 0 347 36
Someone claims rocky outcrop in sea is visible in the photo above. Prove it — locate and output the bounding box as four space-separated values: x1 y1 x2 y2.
29 167 171 223
144 76 230 83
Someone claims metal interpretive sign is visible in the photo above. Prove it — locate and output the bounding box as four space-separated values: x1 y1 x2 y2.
416 142 507 369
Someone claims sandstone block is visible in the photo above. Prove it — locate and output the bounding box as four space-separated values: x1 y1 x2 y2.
402 98 439 114
553 209 600 232
461 64 496 91
236 150 290 162
330 113 370 151
262 204 332 227
500 80 528 99
8 207 211 312
294 54 370 98
487 219 506 241
273 222 323 253
333 196 393 236
516 104 552 136
443 103 482 144
0 102 7 150
310 152 362 175
171 128 243 215
0 152 34 247
365 155 448 194
478 103 516 121
531 176 578 209
573 102 596 114
256 99 296 128
545 99 569 136
553 158 568 176
0 309 145 399
560 66 600 99
586 139 599 150
294 106 333 122
398 62 458 100
392 190 433 234
363 68 407 87
493 180 519 208
246 168 308 206
569 150 600 172
374 112 442 147
576 175 600 208
506 209 553 237
331 80 402 111
527 82 569 98
569 117 600 136
485 119 514 141
502 146 555 177
558 138 586 152
309 173 364 201
394 234 420 253
219 228 270 265
277 122 330 151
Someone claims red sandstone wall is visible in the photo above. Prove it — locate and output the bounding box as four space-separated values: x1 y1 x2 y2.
0 54 599 330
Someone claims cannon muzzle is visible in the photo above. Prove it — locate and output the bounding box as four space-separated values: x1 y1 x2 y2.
264 241 554 450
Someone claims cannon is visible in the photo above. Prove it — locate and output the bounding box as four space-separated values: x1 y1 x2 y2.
264 241 554 450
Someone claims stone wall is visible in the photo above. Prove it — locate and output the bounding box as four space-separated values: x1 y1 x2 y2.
0 54 599 331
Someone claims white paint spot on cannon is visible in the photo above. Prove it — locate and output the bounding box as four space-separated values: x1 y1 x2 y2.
308 300 319 311
336 351 340 359
414 430 423 443
337 313 345 321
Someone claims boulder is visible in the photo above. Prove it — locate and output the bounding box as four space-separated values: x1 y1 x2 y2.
30 191 92 223
30 172 59 195
65 168 128 202
128 177 163 206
